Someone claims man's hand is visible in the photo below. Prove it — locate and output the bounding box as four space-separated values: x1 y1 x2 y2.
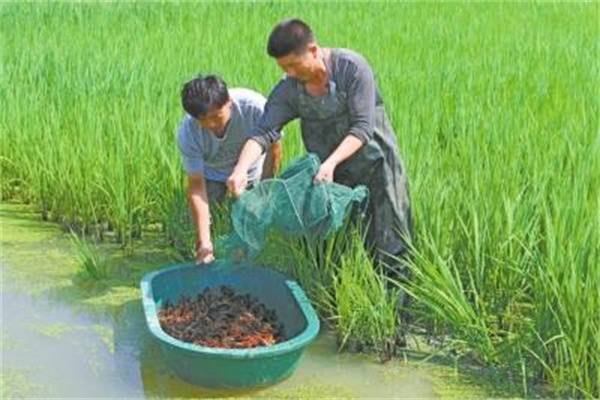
226 168 248 198
228 139 265 196
196 241 215 264
313 159 336 184
314 135 364 184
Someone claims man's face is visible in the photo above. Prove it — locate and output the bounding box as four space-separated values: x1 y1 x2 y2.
196 99 232 135
275 44 320 82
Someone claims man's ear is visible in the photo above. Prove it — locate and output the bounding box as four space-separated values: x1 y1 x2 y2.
307 43 319 58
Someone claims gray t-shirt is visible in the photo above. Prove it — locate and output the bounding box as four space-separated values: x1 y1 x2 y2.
250 48 384 151
177 88 268 182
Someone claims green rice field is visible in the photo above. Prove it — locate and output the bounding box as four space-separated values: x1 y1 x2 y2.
1 2 598 398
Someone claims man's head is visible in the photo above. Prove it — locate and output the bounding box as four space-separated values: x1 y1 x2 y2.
181 75 232 134
267 19 321 82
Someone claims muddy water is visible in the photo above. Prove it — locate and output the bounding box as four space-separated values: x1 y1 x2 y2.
0 204 520 399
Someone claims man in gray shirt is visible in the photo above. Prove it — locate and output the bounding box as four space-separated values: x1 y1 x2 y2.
178 75 281 264
227 19 413 331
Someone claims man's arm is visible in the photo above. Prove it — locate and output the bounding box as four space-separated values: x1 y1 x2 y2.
229 80 298 196
313 135 364 183
187 174 214 264
314 54 376 183
261 142 282 179
228 140 264 196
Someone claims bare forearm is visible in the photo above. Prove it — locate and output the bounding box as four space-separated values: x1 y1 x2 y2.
233 139 264 174
313 135 365 184
324 134 364 167
188 186 211 244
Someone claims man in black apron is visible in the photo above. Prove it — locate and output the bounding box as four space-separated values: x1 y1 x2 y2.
228 19 414 339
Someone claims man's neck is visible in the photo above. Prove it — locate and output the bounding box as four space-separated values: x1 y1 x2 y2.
307 48 330 87
213 118 230 138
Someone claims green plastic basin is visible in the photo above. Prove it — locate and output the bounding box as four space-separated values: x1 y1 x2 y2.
140 262 320 388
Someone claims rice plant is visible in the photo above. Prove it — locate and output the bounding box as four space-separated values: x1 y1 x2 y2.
1 2 598 397
69 230 109 281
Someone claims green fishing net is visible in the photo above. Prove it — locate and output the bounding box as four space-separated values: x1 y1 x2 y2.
219 154 369 261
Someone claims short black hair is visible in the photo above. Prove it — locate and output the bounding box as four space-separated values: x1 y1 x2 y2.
181 75 229 119
267 19 315 58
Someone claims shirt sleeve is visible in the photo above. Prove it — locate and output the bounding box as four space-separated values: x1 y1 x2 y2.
249 79 298 152
177 118 205 176
247 102 285 142
346 56 376 143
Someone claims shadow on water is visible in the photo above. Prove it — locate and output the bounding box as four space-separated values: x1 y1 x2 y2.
1 204 532 399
